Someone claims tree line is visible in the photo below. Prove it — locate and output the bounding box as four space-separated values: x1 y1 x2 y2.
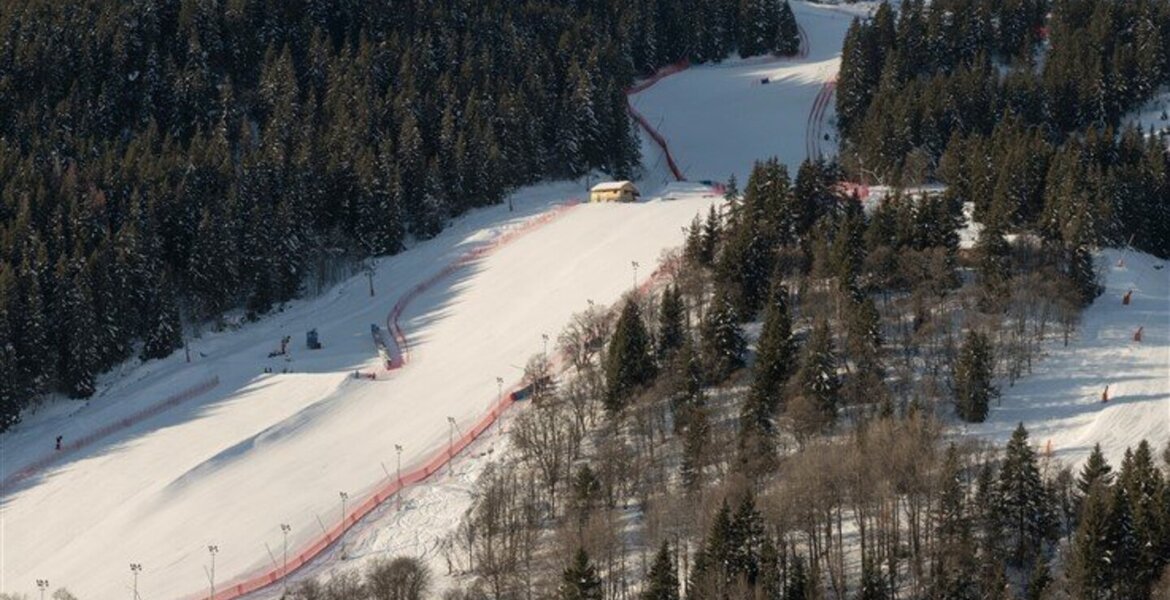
424 146 1160 599
835 0 1170 259
0 0 805 430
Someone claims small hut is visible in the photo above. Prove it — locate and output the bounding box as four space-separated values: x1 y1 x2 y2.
589 181 640 203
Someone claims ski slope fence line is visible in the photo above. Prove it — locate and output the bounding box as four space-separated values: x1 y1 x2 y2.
0 376 221 494
629 103 687 182
626 60 690 182
204 381 527 600
626 28 812 184
192 201 582 599
384 199 583 369
206 221 683 600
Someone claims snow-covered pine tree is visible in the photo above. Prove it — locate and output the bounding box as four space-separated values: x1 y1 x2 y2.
679 400 710 493
996 423 1057 565
796 318 840 425
700 290 746 383
776 1 801 56
141 271 183 362
52 257 98 399
0 271 24 430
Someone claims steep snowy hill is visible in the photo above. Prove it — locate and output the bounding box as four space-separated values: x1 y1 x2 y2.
0 180 720 599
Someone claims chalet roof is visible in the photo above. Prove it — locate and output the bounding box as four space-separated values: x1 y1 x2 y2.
590 180 639 193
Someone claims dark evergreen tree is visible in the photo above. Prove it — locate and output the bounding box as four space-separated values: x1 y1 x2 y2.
604 299 657 411
953 330 996 423
996 423 1057 565
561 548 603 600
701 205 721 267
1076 443 1114 499
776 1 802 56
700 290 746 383
785 555 810 600
141 272 183 362
657 285 686 359
1068 480 1115 600
642 542 679 600
932 444 979 599
747 283 796 411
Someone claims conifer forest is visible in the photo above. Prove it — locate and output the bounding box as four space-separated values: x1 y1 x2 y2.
1 0 1168 599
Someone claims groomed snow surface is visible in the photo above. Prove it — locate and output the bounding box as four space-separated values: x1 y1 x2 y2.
967 249 1170 467
627 1 859 184
0 179 720 599
4 1 1167 597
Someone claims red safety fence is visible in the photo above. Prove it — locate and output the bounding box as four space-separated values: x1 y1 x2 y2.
625 59 690 95
837 181 871 201
626 60 690 183
628 104 687 182
0 377 221 494
203 378 526 600
195 201 584 600
385 200 583 370
626 25 812 185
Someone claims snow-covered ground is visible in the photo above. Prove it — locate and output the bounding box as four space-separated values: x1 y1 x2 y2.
968 249 1170 467
4 1 1164 597
1128 88 1170 136
0 175 721 597
628 1 857 183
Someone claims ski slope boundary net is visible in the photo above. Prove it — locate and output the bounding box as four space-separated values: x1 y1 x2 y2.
195 200 584 599
0 377 221 494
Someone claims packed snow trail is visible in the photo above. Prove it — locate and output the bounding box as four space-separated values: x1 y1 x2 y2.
0 180 719 599
628 2 854 184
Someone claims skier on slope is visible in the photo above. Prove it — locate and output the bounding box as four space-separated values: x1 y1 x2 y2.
1101 385 1109 403
55 435 63 450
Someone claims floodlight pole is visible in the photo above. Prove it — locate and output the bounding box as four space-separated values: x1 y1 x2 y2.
632 260 640 290
447 416 457 473
36 579 49 600
130 563 143 600
207 545 218 600
280 524 291 592
394 443 405 510
339 491 349 525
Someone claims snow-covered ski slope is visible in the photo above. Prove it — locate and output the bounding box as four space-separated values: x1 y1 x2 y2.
628 1 860 184
968 249 1169 466
0 177 719 598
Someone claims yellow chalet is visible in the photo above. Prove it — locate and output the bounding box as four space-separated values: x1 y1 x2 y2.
589 180 640 203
